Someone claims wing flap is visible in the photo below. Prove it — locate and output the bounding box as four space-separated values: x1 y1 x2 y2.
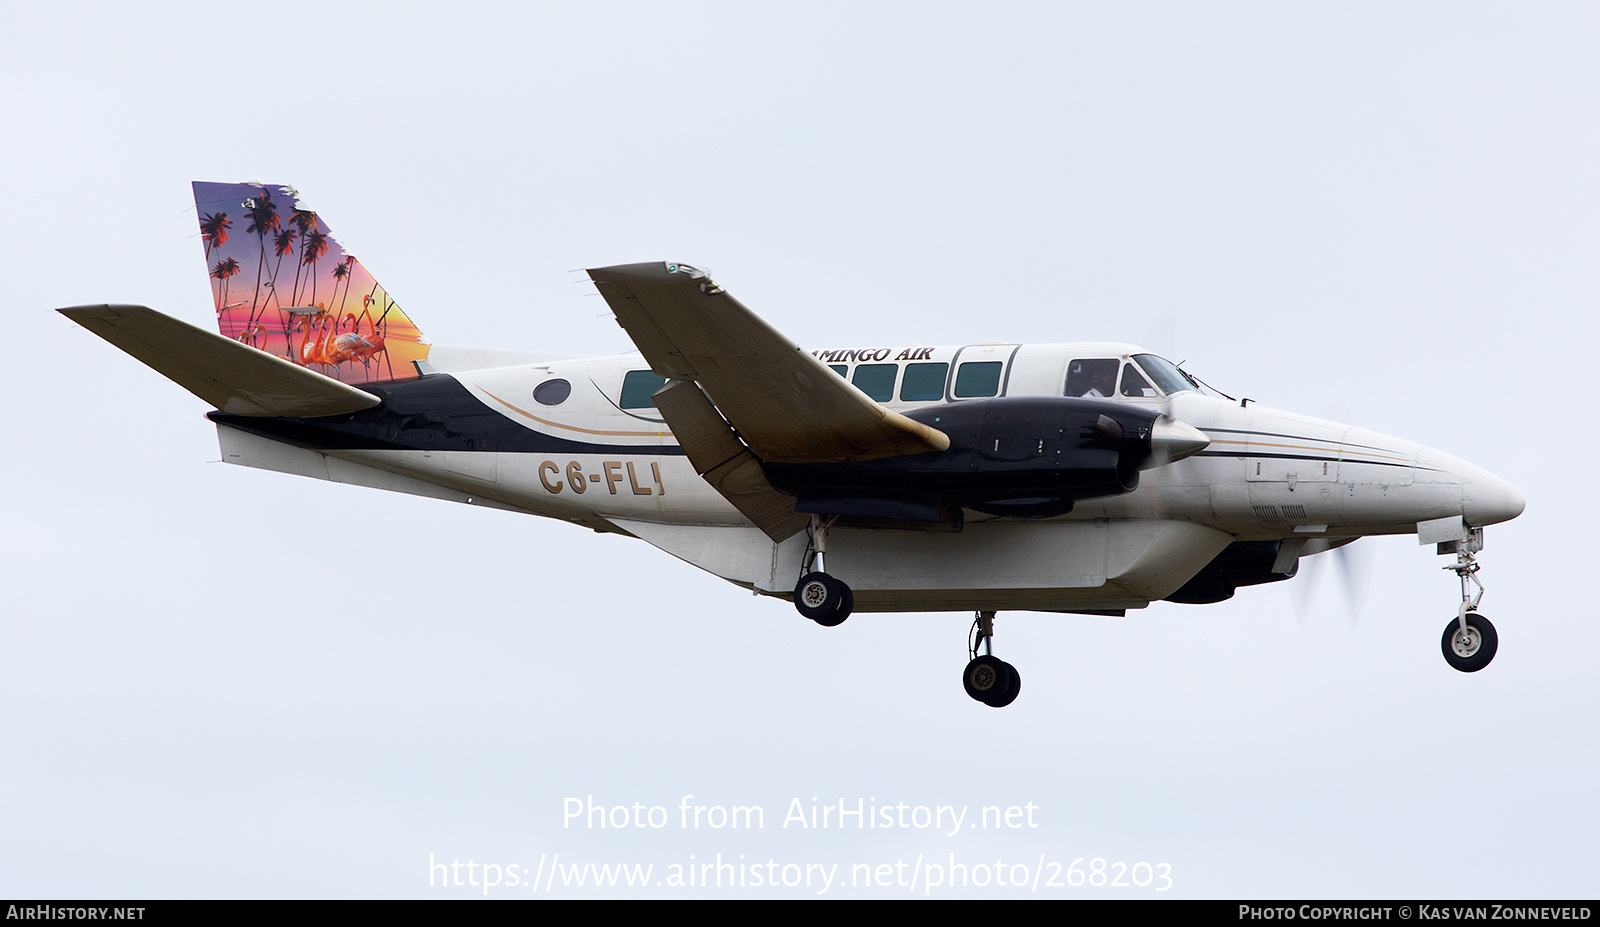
59 304 381 417
587 263 949 464
651 379 808 542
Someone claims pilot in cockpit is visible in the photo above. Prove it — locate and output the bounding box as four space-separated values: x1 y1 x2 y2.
1065 358 1119 399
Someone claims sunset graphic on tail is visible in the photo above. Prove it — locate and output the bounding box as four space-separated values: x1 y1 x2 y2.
193 181 429 384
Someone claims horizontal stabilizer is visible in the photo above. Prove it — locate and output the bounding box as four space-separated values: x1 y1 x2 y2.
59 304 381 417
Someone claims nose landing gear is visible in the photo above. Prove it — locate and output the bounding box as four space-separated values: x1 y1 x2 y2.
1439 527 1498 672
965 611 1020 707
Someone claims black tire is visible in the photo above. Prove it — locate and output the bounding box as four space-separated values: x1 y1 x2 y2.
962 655 1014 704
986 662 1021 708
1441 611 1498 673
794 572 842 621
814 582 853 627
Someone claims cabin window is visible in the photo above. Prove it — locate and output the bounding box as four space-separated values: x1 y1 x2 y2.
852 363 898 402
533 378 572 406
1119 364 1157 398
899 362 948 401
620 370 667 409
828 364 847 377
1065 358 1119 398
954 361 1002 398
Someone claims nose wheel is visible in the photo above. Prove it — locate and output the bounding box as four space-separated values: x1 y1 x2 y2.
965 611 1021 707
1440 527 1499 672
1441 611 1497 673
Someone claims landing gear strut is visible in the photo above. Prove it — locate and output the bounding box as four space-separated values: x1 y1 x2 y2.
964 611 1020 707
794 515 853 627
1440 528 1498 672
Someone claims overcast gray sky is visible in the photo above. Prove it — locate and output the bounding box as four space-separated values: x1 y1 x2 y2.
3 1 1595 899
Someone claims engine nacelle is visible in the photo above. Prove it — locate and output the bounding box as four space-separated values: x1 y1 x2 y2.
1164 540 1298 604
764 397 1168 521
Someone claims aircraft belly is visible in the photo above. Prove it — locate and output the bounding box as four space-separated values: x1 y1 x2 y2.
446 449 496 482
825 521 1111 591
216 425 530 515
773 519 1232 613
1102 520 1234 598
609 520 777 587
327 449 560 517
605 513 1235 613
848 588 1155 612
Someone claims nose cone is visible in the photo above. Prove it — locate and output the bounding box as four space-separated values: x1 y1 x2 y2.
1417 446 1525 527
1463 474 1526 527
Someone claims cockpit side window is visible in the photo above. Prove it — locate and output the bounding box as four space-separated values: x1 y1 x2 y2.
1065 358 1119 398
1119 363 1158 398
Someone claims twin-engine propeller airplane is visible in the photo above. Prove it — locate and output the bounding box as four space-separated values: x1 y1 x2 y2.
60 182 1526 707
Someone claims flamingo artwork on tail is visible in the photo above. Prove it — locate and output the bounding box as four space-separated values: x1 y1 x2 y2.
191 181 429 383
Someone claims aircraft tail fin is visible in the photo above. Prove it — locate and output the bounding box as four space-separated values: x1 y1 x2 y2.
59 304 381 418
192 181 430 384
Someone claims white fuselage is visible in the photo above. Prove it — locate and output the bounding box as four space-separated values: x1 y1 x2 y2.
217 340 1523 613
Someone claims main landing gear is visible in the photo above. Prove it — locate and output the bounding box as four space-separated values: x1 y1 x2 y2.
790 518 1021 706
793 515 853 627
965 611 1020 708
1440 528 1498 673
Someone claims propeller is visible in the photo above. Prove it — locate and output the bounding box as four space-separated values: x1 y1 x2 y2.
1139 310 1179 361
1291 537 1373 626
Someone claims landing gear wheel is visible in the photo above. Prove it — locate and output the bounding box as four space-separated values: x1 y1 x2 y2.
793 572 839 619
794 572 846 623
962 655 1016 707
813 582 853 628
1442 611 1497 673
987 663 1021 708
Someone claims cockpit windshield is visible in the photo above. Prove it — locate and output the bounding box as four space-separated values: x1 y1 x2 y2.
1134 354 1204 396
1066 353 1224 400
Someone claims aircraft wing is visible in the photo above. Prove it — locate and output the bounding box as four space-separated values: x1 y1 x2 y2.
586 262 950 463
59 304 381 418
